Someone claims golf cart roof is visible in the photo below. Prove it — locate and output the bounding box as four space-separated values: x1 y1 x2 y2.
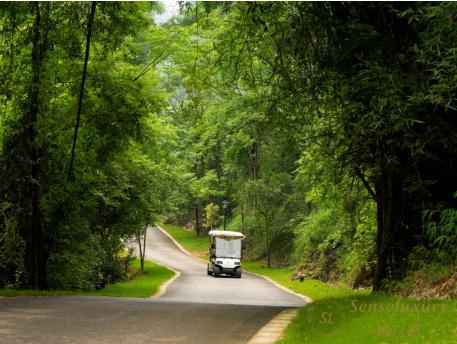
208 230 244 238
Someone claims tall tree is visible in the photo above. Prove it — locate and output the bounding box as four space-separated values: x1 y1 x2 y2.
25 2 50 289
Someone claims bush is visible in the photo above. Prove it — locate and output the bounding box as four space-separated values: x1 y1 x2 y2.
47 234 104 290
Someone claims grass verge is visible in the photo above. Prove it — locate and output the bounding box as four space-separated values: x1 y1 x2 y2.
159 224 457 344
279 293 457 343
244 262 457 343
94 258 175 298
0 258 175 298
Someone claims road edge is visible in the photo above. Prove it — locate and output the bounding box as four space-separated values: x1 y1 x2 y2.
246 271 313 304
150 266 181 299
155 224 191 257
247 308 299 344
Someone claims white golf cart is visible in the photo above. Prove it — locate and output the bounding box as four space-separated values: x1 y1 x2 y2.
207 230 244 278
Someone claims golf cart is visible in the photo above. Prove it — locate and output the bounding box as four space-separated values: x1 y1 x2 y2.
207 230 244 278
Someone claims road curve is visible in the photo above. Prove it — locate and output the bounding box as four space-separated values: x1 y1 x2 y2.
0 227 305 344
145 226 306 308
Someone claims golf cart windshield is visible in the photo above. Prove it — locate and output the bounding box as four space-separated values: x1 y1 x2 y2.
215 236 242 258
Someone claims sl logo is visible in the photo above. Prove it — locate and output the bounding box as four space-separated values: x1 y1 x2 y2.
320 312 333 324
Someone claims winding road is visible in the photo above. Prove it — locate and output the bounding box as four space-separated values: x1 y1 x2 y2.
0 227 306 344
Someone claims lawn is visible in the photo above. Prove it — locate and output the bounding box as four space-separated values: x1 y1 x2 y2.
160 224 457 344
281 295 457 344
0 258 175 298
244 262 457 344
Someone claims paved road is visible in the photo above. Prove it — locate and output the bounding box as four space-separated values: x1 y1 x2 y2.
0 227 305 344
145 226 306 307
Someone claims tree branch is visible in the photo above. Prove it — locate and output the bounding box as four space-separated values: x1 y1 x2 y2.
354 167 377 201
132 51 167 82
67 1 96 182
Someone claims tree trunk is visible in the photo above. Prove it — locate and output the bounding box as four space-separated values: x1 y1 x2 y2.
249 138 260 211
25 2 49 289
265 217 271 268
214 142 223 182
67 1 97 181
254 137 260 178
142 226 147 272
373 194 386 290
240 202 245 233
4 3 17 102
136 229 145 273
195 205 201 236
137 232 142 271
373 171 397 291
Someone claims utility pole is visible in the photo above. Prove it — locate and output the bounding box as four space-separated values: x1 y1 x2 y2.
222 199 229 231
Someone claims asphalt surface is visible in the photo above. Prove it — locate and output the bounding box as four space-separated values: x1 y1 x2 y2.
0 227 306 344
146 227 306 307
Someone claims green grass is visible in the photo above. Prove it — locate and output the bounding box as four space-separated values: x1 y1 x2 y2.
158 223 208 258
242 261 360 300
0 259 175 298
245 262 457 343
279 294 457 344
94 259 175 298
160 224 457 344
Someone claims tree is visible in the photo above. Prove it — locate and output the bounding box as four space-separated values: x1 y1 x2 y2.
24 2 50 289
233 2 457 288
246 174 293 268
0 2 170 289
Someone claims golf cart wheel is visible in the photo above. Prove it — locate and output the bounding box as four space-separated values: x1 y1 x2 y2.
207 265 212 275
234 267 242 278
213 266 221 277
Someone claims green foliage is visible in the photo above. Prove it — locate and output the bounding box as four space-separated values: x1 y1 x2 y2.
153 2 382 281
47 234 104 290
203 202 221 231
421 202 457 264
2 1 457 295
0 2 180 290
293 178 377 283
0 202 25 288
218 1 457 288
228 213 263 258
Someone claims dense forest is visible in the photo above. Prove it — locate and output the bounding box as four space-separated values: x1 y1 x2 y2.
1 2 456 295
